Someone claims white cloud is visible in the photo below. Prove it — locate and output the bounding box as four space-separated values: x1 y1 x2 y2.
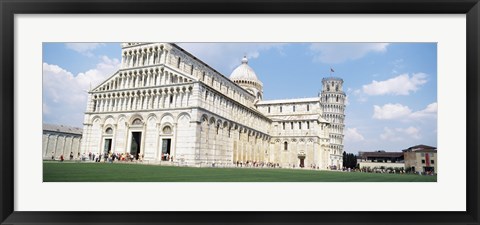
391 58 404 74
380 127 403 141
410 102 438 119
380 126 421 141
353 89 367 102
309 43 389 64
177 43 285 75
43 56 120 127
400 126 422 140
373 102 437 120
373 103 412 120
345 128 365 142
65 43 105 57
363 73 428 96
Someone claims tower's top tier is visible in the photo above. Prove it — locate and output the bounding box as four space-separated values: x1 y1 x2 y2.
322 77 344 93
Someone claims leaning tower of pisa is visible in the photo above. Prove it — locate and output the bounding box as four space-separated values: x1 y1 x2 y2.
320 77 346 168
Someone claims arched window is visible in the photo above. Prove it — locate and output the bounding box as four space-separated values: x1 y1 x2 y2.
177 57 181 68
307 121 310 129
105 127 113 134
268 106 270 113
291 122 294 129
293 105 295 112
282 122 285 130
132 118 142 125
284 142 288 151
280 106 282 112
170 95 173 104
336 96 339 102
162 126 172 134
299 122 302 129
307 104 310 111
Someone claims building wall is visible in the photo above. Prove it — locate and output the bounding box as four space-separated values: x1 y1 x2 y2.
42 132 82 160
358 162 405 169
404 151 437 173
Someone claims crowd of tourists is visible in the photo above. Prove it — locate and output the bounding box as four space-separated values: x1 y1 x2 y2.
79 151 143 163
232 161 328 170
234 161 281 168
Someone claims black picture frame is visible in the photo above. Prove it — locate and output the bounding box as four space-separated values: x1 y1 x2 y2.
1 0 479 224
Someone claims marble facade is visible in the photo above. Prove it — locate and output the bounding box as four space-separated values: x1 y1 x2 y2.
79 43 346 169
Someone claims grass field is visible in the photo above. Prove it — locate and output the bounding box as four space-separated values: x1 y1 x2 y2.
43 161 437 182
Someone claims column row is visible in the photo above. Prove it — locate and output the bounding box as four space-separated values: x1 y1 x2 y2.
93 90 192 112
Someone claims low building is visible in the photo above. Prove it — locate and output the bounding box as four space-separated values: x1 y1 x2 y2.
43 123 83 160
403 144 437 174
357 151 405 170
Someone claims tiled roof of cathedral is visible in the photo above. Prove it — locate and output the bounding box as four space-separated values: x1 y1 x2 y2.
43 123 83 135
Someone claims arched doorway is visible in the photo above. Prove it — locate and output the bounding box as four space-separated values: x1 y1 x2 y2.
298 151 306 168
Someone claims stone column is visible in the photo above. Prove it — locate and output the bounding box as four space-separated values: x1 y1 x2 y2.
153 93 158 109
102 98 107 112
43 134 50 158
97 99 103 112
69 136 74 158
97 124 104 154
134 74 139 87
139 122 147 159
124 123 130 154
133 95 138 110
172 122 178 162
112 124 118 153
139 51 144 66
51 135 58 159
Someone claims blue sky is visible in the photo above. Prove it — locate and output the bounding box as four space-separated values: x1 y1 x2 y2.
43 42 437 154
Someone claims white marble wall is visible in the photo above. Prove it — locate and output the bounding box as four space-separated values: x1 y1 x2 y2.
42 133 81 160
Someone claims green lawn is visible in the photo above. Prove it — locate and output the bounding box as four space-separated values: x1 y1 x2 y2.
43 161 437 182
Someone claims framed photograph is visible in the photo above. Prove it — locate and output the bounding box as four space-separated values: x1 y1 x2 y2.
1 0 479 224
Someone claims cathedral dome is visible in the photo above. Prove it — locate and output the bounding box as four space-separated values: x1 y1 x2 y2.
229 56 262 86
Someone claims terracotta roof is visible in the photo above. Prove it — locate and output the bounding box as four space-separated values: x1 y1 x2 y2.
403 144 437 152
359 151 404 159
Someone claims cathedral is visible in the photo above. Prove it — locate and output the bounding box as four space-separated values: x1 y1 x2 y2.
79 43 346 169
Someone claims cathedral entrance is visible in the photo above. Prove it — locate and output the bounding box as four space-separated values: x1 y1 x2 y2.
130 132 142 159
299 157 305 168
298 151 306 168
103 138 112 154
161 139 171 161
